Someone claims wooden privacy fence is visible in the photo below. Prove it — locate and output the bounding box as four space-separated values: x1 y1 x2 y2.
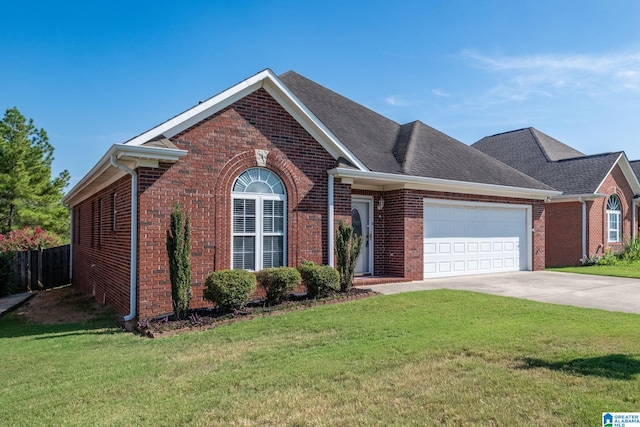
12 245 70 292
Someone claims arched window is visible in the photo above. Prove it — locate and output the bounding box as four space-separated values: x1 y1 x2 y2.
232 168 286 270
606 194 622 243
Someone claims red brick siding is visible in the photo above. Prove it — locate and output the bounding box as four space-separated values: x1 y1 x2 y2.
544 164 637 267
134 89 338 318
545 202 582 267
72 176 132 315
379 189 545 279
596 164 635 252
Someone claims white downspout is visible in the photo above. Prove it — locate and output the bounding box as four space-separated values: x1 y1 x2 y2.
633 198 638 240
328 172 335 267
69 209 73 283
579 197 587 259
110 155 138 321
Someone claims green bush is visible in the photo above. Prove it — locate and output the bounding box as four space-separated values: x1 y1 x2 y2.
257 267 301 304
621 239 640 262
298 260 340 298
204 270 256 312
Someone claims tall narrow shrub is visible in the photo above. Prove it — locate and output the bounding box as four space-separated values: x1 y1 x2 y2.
335 220 363 292
166 203 192 319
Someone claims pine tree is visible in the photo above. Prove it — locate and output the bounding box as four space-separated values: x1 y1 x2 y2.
0 107 70 237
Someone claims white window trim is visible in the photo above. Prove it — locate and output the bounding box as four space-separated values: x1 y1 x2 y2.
231 167 287 271
231 194 287 271
606 195 622 243
607 210 621 243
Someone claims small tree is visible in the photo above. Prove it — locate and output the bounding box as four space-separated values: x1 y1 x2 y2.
0 107 70 237
335 220 363 292
166 203 192 320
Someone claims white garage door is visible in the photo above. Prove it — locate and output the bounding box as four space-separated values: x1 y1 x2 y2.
423 200 529 278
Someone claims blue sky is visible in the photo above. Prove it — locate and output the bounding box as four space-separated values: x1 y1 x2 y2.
2 1 640 187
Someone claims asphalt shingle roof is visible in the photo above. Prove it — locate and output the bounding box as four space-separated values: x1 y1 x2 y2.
631 160 640 181
473 128 621 195
279 72 553 191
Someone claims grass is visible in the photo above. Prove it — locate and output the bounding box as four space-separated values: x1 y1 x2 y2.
548 260 640 279
2 290 640 426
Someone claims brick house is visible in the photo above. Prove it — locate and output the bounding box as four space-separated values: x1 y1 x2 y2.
62 70 558 320
474 128 640 267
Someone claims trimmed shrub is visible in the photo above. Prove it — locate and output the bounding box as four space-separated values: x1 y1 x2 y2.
298 260 340 298
257 267 301 304
204 270 256 312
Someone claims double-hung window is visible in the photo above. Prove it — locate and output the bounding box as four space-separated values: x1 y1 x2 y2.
232 168 286 270
607 194 622 243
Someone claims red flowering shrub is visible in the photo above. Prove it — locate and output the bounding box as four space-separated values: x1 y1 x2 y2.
0 227 61 252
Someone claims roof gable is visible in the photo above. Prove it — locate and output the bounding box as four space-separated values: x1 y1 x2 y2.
123 69 367 171
473 128 640 195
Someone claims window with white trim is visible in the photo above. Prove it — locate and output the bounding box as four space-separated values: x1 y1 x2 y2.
232 168 286 270
607 194 622 243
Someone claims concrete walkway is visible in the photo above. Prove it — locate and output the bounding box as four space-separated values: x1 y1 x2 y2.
367 271 640 314
0 292 34 316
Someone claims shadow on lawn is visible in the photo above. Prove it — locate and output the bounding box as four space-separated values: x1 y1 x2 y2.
520 354 640 380
0 314 120 340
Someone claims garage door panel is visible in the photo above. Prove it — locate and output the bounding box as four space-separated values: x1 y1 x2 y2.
424 201 528 279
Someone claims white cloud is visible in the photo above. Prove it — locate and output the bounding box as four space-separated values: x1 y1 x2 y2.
460 49 640 102
384 95 411 106
432 89 451 97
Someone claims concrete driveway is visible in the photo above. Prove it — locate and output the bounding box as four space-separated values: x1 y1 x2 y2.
367 271 640 314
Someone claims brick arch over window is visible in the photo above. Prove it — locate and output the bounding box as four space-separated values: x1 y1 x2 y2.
214 151 300 270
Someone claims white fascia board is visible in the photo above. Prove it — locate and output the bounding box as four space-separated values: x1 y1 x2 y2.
546 193 606 203
330 167 561 200
261 78 367 171
596 153 640 195
63 144 187 206
125 70 273 146
122 70 368 171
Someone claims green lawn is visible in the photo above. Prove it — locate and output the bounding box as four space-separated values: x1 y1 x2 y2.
2 291 639 426
548 260 640 279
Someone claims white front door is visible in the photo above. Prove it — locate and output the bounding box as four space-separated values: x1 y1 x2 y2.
352 198 373 275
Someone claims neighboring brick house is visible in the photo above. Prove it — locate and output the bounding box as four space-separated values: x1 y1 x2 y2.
474 128 640 267
62 70 558 320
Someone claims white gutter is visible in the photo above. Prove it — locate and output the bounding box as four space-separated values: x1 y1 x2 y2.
69 209 73 282
329 167 561 200
327 172 335 267
546 193 605 203
578 197 587 259
110 154 138 322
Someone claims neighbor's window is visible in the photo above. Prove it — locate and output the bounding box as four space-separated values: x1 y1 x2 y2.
607 194 622 243
232 167 286 271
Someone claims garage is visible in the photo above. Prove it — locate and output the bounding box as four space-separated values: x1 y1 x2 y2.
423 199 531 278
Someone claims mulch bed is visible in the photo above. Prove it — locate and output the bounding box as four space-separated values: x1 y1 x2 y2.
137 288 378 338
